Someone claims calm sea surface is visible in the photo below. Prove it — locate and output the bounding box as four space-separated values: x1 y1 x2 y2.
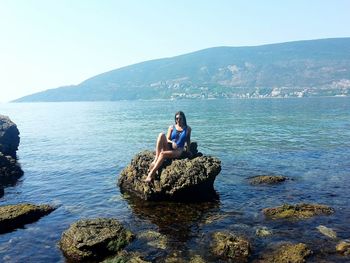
0 98 350 262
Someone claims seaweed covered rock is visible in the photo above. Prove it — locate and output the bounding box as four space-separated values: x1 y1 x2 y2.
258 243 312 263
249 175 288 185
0 203 56 233
118 149 221 201
0 115 20 158
211 231 251 262
263 203 334 220
59 218 134 262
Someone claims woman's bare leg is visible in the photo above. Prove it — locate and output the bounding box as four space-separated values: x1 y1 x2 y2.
150 133 168 169
145 150 182 182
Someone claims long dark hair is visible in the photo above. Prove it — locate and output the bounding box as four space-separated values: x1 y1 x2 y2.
174 111 187 126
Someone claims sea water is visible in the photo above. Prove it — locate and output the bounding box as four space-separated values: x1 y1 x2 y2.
0 97 349 262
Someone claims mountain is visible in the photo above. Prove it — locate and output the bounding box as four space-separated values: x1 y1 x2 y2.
14 38 350 102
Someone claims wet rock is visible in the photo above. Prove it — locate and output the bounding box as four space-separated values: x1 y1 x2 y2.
211 231 251 262
256 226 273 237
189 254 206 263
249 175 287 185
0 152 23 186
316 225 337 239
336 240 350 255
59 218 134 262
118 149 221 201
0 203 56 234
263 203 334 220
258 243 312 263
0 115 20 158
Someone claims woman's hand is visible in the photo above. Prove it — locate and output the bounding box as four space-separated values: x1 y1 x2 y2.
172 141 177 149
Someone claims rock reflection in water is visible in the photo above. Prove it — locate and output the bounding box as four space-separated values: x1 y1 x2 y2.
123 193 220 243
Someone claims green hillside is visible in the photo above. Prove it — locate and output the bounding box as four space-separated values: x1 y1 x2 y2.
14 38 350 102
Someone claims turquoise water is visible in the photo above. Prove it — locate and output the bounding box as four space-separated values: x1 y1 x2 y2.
0 97 350 262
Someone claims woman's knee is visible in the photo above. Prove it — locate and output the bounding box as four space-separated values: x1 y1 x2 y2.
157 132 166 141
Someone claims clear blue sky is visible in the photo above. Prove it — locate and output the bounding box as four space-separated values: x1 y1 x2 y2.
1 0 349 102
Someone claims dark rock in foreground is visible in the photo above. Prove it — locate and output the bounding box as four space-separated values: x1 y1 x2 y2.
0 152 24 186
118 150 221 201
263 203 334 220
211 231 251 262
59 218 134 262
257 243 312 263
249 175 288 185
0 203 56 234
0 115 20 158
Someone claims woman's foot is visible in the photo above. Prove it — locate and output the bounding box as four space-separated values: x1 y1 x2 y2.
144 172 153 183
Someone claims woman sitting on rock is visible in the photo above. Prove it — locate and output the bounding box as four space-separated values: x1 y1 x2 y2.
145 111 191 182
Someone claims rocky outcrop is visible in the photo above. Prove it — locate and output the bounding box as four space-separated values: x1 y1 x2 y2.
118 148 221 201
0 152 23 186
0 115 20 158
59 218 134 262
0 115 23 191
211 231 251 262
249 175 288 185
0 203 56 234
258 243 312 263
263 203 334 220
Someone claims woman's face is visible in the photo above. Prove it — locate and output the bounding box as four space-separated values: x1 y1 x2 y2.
176 115 183 125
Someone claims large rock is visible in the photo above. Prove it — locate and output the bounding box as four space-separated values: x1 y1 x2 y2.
59 218 134 262
0 115 23 190
211 231 251 262
0 203 56 234
0 115 20 158
263 203 334 220
118 149 221 201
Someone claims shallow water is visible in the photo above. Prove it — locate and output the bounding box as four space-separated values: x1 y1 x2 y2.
0 97 350 262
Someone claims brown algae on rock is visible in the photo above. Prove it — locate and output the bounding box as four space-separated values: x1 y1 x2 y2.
0 203 56 233
263 203 334 220
258 243 312 263
336 240 350 255
211 231 251 262
137 230 168 250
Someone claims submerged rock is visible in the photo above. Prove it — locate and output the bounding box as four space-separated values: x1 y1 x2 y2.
118 149 221 201
249 175 287 185
59 218 134 262
258 243 312 263
102 250 151 263
138 230 168 250
0 203 56 234
316 225 337 239
263 203 334 220
211 231 251 262
336 240 350 255
0 115 20 158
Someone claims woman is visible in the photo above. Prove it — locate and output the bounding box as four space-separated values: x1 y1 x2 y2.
145 111 191 182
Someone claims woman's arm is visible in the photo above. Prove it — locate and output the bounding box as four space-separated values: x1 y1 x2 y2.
166 125 173 143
